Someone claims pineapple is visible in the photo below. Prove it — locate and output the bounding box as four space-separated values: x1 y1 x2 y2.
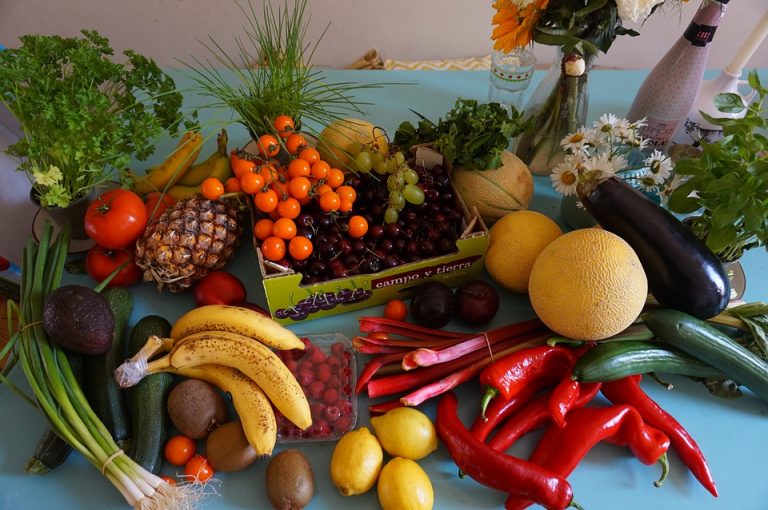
135 195 243 292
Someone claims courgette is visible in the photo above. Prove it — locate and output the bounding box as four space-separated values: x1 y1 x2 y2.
643 309 768 402
84 287 133 448
573 340 725 383
126 315 174 474
579 177 729 319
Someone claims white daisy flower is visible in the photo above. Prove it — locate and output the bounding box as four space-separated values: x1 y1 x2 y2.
550 158 581 196
594 113 621 134
583 127 603 147
609 154 628 174
584 151 616 178
560 127 590 153
644 150 673 184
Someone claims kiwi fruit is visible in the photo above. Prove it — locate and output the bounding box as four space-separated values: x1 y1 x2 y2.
166 379 227 439
205 421 258 472
265 449 314 510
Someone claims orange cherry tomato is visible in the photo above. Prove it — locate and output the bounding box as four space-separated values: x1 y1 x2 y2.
297 194 312 206
288 236 314 260
261 236 286 261
288 176 312 199
326 167 346 188
384 299 408 321
287 159 311 178
310 160 330 180
338 198 353 213
254 189 279 213
164 435 196 466
272 217 297 240
273 115 295 138
276 197 301 219
347 215 368 238
201 177 225 200
285 133 307 155
319 191 341 212
240 172 266 195
259 163 279 182
257 134 280 158
184 455 214 484
336 185 357 203
254 218 275 241
160 476 177 486
224 176 242 193
314 183 333 197
231 151 257 178
298 147 321 165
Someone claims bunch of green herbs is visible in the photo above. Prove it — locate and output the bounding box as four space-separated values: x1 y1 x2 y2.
0 30 188 207
394 99 529 170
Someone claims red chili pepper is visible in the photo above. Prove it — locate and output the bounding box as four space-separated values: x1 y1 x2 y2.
505 404 671 510
436 392 575 510
479 345 578 418
601 375 718 497
470 380 544 443
488 382 601 452
548 376 581 428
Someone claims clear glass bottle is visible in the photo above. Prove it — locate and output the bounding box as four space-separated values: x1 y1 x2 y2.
627 0 730 151
487 47 536 113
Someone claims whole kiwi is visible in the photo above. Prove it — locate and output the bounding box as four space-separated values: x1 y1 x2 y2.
205 421 258 472
166 379 228 439
265 449 315 510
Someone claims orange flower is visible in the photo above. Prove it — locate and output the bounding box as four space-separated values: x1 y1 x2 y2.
491 0 550 52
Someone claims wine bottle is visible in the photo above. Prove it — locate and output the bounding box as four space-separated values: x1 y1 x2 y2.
627 0 730 151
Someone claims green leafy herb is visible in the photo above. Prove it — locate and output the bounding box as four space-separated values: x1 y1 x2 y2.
0 30 190 207
667 70 768 262
394 99 529 171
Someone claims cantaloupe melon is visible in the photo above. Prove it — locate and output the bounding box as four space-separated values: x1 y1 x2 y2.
451 151 534 225
316 118 388 169
528 228 648 341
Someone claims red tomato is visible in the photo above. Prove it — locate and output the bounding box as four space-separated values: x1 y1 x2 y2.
164 435 196 466
184 455 214 483
384 299 408 321
235 301 271 317
144 192 175 223
85 244 142 287
84 189 148 249
193 271 247 306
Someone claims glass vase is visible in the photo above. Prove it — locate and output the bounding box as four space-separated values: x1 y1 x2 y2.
515 49 594 175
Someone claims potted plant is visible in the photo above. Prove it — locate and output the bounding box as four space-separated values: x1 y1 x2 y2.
0 30 188 215
665 70 768 264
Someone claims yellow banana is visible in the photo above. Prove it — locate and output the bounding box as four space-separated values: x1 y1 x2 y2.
177 129 231 187
166 364 277 458
147 330 312 430
164 183 202 201
170 304 305 351
132 131 203 194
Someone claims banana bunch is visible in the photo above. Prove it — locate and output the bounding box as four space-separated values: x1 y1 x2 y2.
132 130 204 195
115 304 309 458
165 129 232 200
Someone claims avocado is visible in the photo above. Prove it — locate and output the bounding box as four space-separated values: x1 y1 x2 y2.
42 285 115 355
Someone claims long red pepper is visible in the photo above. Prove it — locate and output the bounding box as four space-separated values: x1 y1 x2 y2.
548 376 581 428
436 392 576 510
479 345 578 418
504 404 671 510
488 382 602 452
601 375 718 497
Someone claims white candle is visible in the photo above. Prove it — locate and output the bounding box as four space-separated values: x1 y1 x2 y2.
726 10 768 76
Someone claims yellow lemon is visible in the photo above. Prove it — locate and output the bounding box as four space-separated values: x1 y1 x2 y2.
330 427 383 496
377 457 434 510
484 210 563 293
370 407 438 460
528 228 648 341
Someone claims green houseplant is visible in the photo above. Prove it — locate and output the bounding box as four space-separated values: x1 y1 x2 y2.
0 30 187 208
666 70 768 263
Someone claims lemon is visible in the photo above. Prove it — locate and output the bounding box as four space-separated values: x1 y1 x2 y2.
330 427 383 496
377 457 434 510
370 407 438 460
529 228 648 341
484 210 563 293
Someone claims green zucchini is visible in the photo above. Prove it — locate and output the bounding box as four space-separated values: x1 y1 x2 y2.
573 340 725 383
126 315 174 474
643 309 768 402
84 287 133 449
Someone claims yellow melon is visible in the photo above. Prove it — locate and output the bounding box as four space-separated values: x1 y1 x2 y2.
316 118 389 169
528 228 648 341
451 151 534 225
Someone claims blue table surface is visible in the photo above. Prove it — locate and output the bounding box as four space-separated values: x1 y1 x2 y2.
2 69 767 510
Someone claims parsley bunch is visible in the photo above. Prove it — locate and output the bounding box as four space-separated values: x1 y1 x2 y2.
0 30 189 207
394 99 529 171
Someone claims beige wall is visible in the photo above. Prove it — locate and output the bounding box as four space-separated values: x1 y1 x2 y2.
1 0 766 71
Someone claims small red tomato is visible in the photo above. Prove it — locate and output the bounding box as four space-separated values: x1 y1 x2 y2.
164 435 196 466
273 115 295 138
193 271 247 306
184 455 214 483
235 301 271 317
257 134 280 158
144 192 175 223
383 299 408 321
85 244 142 287
84 189 148 249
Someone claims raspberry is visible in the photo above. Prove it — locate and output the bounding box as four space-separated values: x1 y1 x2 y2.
322 387 339 405
309 347 327 364
331 341 346 357
326 356 341 372
284 358 298 372
298 359 314 374
333 416 352 433
316 363 332 383
328 375 341 390
309 402 326 419
337 399 353 416
324 405 341 421
308 380 325 400
296 369 313 388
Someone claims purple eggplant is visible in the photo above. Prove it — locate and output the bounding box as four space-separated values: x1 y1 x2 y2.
578 177 729 319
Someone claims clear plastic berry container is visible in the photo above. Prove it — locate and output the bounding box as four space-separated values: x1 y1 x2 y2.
276 333 358 442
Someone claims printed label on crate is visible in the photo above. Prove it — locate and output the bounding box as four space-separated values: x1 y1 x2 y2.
371 256 481 289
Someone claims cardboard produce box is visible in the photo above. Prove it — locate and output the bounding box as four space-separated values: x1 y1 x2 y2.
251 148 490 323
